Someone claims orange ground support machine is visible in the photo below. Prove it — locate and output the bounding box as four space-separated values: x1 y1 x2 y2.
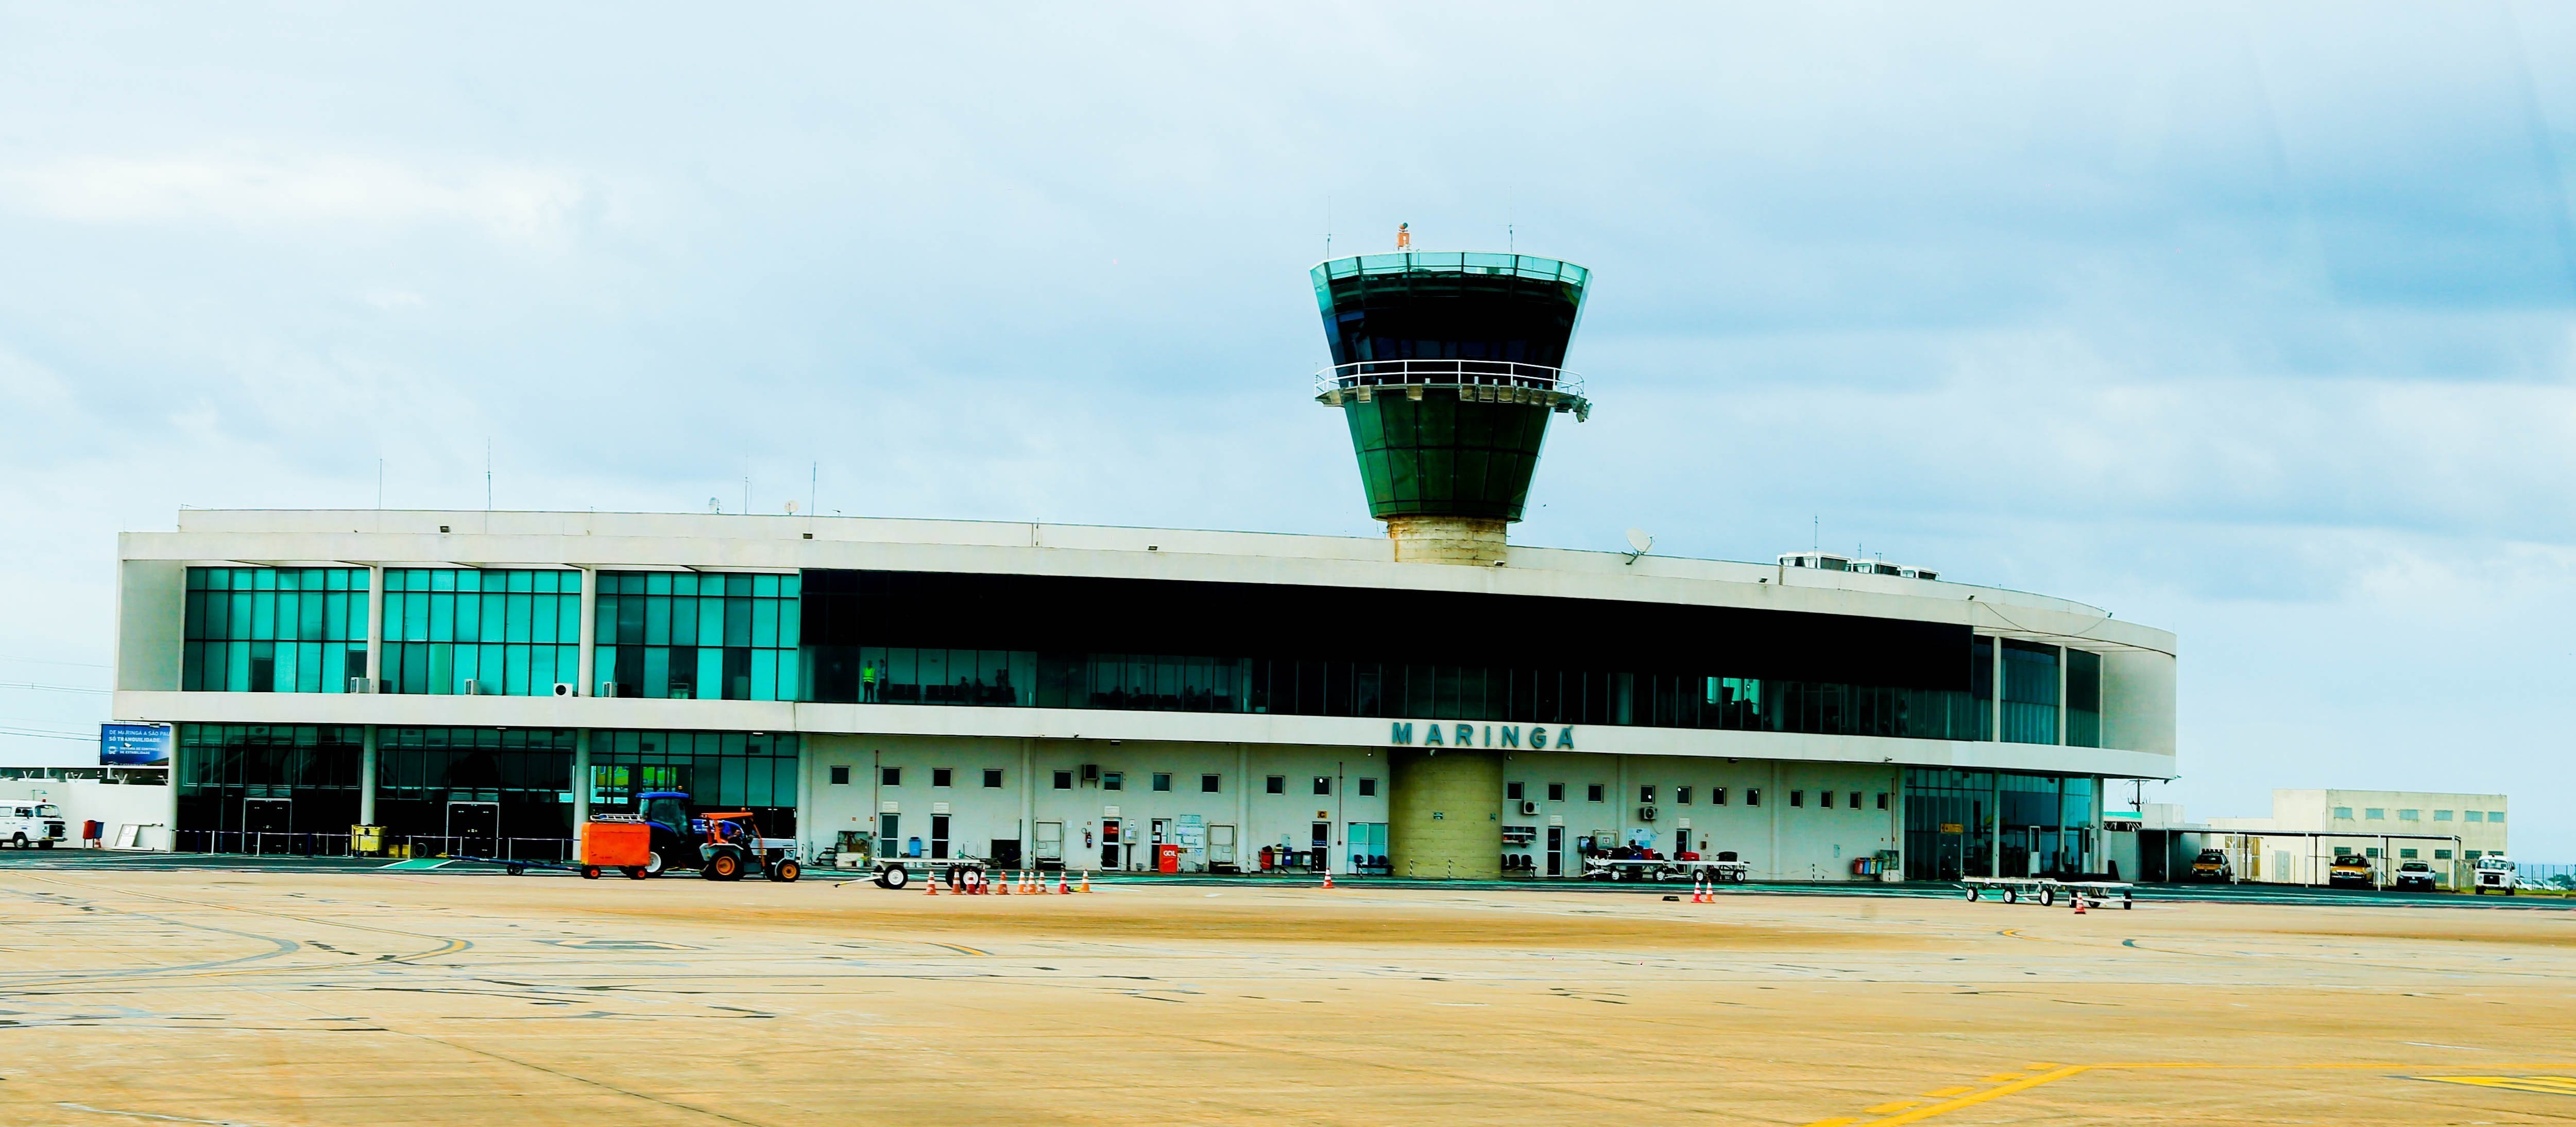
577 816 655 880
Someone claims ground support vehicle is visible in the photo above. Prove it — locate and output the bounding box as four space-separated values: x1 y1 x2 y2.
574 817 655 880
1961 876 2136 909
2393 860 2438 892
1 802 66 849
1580 857 1751 883
2187 849 2233 883
2472 855 2518 895
876 856 991 890
692 811 802 882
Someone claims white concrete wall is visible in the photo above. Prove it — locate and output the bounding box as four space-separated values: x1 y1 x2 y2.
0 781 175 849
802 736 1390 873
1498 752 1902 881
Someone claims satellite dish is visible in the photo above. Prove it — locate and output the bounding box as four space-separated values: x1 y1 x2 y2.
784 500 799 515
1625 528 1653 553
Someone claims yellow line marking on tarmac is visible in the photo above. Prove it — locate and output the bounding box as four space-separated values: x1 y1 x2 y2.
927 941 992 956
1979 1073 2024 1082
1856 1065 2089 1125
1863 1101 1921 1114
1801 1120 1860 1126
1921 1086 1973 1097
2411 1075 2576 1097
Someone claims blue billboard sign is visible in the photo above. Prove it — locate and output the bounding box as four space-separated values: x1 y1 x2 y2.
100 722 173 767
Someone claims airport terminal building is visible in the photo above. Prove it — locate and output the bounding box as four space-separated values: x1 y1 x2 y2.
107 249 2178 881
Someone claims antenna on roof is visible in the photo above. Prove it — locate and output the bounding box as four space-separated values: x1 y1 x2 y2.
1622 528 1653 566
1395 222 1412 251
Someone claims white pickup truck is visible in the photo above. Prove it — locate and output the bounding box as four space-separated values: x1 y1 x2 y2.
1 802 67 849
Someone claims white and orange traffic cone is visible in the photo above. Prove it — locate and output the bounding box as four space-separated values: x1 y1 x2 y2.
2071 895 2088 915
997 870 1012 895
925 871 940 896
1057 872 1070 895
1322 870 1334 890
1079 870 1092 893
1025 870 1038 894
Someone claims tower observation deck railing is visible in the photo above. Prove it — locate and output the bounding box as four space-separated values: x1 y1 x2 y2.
1312 359 1590 419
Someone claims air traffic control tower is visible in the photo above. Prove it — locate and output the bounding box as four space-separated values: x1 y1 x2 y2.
1310 246 1592 568
1311 241 1594 879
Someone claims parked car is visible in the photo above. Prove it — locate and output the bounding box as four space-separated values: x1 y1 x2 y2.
2393 860 2438 891
2188 849 2232 883
2472 855 2518 896
2327 854 2376 888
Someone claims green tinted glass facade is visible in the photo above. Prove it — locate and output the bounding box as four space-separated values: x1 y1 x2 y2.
2000 640 2059 745
587 730 799 812
182 568 370 693
381 569 582 696
595 572 799 701
2066 648 2103 748
1343 395 1554 520
374 727 576 843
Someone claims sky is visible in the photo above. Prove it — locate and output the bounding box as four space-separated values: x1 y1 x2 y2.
3 4 2573 855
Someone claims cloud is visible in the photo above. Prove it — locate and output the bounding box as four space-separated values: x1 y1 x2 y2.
0 154 600 246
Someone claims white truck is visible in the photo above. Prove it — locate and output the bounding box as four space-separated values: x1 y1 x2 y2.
2471 855 2519 896
1 802 67 849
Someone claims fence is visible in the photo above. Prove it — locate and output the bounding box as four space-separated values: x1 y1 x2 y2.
175 831 575 863
2514 862 2576 889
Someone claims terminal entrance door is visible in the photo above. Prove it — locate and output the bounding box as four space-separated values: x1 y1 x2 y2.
1310 821 1330 872
1100 818 1122 870
1546 826 1564 877
243 798 291 853
447 802 500 858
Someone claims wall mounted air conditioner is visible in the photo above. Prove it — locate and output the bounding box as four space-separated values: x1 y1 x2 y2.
552 682 577 698
1080 764 1100 784
1638 805 1659 822
346 678 376 694
460 681 487 696
1519 800 1539 816
598 681 620 698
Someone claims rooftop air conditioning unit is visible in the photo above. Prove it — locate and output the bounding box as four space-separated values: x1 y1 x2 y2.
459 681 487 696
598 681 620 698
552 682 577 698
1519 800 1539 816
1637 805 1659 822
346 677 376 694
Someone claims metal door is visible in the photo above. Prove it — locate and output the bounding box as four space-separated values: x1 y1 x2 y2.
931 815 950 860
1546 826 1564 877
1100 818 1121 870
1310 821 1330 872
243 798 291 854
1034 821 1064 866
1209 823 1237 869
447 802 500 858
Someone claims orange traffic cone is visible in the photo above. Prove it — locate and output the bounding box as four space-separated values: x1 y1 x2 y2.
926 871 940 896
2072 895 2088 915
1024 870 1038 894
1322 870 1334 889
1079 871 1092 893
997 870 1012 895
1057 872 1070 895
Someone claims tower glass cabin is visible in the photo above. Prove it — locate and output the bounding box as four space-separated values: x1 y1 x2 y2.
1311 252 1592 564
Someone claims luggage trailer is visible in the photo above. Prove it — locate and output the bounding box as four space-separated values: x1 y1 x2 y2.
1581 857 1753 884
1961 876 2136 909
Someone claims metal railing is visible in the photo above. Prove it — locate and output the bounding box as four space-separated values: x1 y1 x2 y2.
1312 359 1584 398
175 831 575 862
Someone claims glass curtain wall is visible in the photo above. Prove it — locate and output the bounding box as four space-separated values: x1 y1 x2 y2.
1971 636 1994 741
174 724 365 845
586 731 799 835
812 650 1984 741
380 569 582 696
182 568 370 693
1902 768 1995 881
2000 640 2059 745
372 727 574 845
2066 649 2103 748
595 573 799 700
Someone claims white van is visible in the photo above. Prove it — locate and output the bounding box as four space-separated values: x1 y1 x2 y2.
1 802 67 849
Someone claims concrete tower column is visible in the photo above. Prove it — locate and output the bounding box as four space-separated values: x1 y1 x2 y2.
359 725 378 826
572 728 590 828
576 566 599 696
1389 747 1503 881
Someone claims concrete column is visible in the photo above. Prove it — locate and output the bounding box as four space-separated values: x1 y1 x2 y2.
359 725 379 826
1235 744 1250 861
792 738 811 854
2057 645 2068 746
1389 748 1502 880
571 728 590 828
1019 738 1034 867
1615 755 1630 851
1768 760 1782 880
364 565 386 688
575 566 599 696
1990 635 2003 742
1989 774 2004 878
